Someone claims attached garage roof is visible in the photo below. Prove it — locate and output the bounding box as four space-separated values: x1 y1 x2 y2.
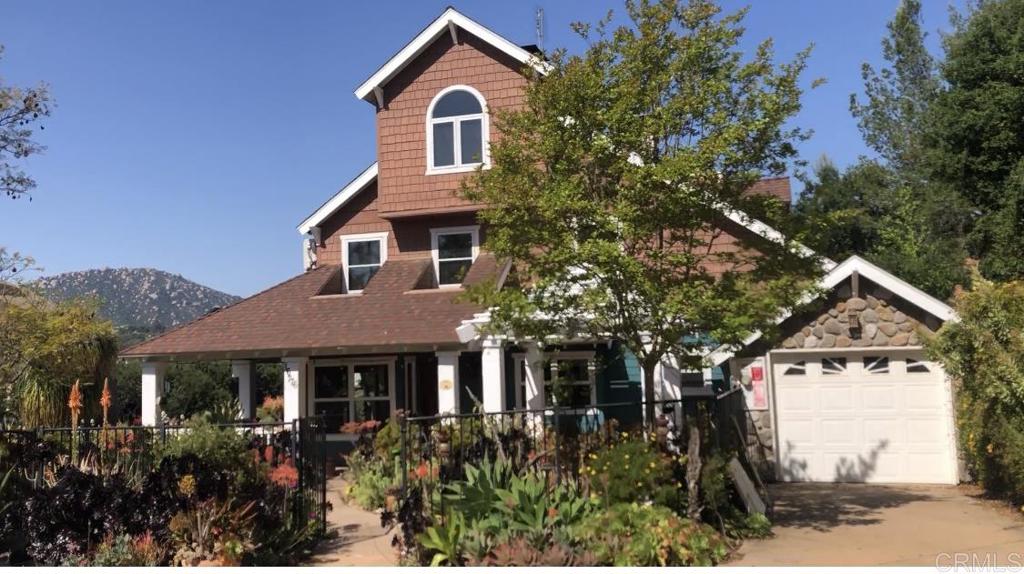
120 256 499 360
708 255 957 365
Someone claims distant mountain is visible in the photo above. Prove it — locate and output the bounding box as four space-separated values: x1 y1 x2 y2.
37 268 241 334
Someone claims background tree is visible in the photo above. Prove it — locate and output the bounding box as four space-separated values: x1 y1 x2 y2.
0 294 117 427
925 0 1024 281
464 0 820 514
0 46 52 200
797 0 969 299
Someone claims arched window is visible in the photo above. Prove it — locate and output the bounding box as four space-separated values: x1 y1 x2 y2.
427 86 488 173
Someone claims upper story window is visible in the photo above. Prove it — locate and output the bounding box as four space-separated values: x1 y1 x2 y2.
341 232 388 293
431 226 479 287
427 86 488 174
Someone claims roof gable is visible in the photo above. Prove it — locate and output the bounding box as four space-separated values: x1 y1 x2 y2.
297 162 377 235
354 7 549 105
707 255 957 365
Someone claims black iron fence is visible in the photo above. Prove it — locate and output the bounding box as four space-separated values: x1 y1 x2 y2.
0 418 328 535
398 391 747 498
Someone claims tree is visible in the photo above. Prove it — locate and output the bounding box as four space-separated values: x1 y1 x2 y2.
464 0 818 438
0 294 117 427
850 0 938 178
798 0 969 299
0 46 52 200
925 0 1024 281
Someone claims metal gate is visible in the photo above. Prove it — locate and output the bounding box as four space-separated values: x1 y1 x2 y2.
295 416 328 534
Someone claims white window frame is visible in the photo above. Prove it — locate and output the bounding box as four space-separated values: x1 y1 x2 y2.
425 85 490 175
430 225 479 288
512 350 597 411
340 231 388 294
310 357 397 440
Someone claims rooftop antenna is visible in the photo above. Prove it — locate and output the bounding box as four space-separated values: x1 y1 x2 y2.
535 7 545 52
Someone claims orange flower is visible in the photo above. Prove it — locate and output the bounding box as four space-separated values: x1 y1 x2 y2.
100 378 112 422
264 445 275 463
547 507 558 519
269 458 299 488
414 462 429 479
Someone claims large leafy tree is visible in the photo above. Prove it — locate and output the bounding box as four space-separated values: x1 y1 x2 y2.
926 0 1024 281
464 0 819 429
798 0 969 299
0 46 52 200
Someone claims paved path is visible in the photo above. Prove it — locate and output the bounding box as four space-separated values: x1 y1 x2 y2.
732 483 1024 566
305 478 398 566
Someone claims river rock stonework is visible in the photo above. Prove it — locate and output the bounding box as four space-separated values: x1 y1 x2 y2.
779 293 934 349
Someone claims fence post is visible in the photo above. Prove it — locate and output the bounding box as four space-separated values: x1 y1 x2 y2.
400 412 408 496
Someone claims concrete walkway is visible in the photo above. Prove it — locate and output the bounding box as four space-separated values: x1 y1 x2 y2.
732 483 1024 566
305 478 399 566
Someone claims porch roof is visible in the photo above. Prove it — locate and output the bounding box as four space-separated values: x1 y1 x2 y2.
120 255 499 361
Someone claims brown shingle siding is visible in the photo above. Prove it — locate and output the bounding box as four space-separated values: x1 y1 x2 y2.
376 31 528 215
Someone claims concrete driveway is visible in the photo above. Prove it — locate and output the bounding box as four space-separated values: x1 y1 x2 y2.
732 483 1024 566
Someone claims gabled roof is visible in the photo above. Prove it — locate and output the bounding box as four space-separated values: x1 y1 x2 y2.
706 255 957 366
297 162 377 235
354 6 549 104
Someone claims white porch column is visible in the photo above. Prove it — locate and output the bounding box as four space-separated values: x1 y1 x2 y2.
436 351 461 415
523 344 546 411
481 338 506 412
231 360 255 420
283 358 308 423
141 360 167 426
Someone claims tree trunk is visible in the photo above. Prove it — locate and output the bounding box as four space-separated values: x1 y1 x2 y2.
686 418 703 522
642 358 657 426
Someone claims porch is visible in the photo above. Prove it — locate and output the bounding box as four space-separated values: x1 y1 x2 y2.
135 339 726 443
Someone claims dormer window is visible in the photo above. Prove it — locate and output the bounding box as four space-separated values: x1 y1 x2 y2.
341 232 388 293
427 86 488 174
431 226 479 287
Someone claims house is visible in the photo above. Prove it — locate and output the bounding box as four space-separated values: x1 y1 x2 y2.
121 7 960 485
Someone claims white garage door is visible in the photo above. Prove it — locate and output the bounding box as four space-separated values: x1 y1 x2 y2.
773 350 957 484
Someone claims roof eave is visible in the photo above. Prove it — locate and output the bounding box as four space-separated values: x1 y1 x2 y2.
353 7 549 104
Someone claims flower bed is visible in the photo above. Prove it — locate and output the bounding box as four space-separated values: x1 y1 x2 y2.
0 419 322 566
343 412 770 567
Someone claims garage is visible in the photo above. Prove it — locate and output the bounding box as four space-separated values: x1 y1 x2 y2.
772 350 958 484
720 256 961 486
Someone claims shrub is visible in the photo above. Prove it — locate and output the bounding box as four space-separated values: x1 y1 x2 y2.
570 503 728 566
156 419 258 482
89 532 164 566
584 436 683 510
930 277 1024 501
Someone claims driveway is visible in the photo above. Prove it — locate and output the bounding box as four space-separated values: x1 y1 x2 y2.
732 483 1024 566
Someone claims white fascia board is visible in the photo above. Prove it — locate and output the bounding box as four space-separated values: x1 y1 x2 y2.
722 208 836 271
354 7 550 103
706 254 958 366
297 162 378 235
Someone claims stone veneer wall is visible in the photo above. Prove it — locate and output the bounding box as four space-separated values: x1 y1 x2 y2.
780 293 934 350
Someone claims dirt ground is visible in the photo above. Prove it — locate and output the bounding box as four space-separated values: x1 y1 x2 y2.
732 483 1024 566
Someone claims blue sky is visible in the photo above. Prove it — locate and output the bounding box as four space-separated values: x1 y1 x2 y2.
0 1 963 296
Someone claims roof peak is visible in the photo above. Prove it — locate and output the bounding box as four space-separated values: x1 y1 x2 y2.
353 6 549 105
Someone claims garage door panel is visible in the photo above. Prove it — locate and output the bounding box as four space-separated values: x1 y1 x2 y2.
863 419 904 446
821 419 859 445
774 351 954 484
907 418 947 444
904 385 944 410
820 386 854 411
862 384 899 410
777 386 816 412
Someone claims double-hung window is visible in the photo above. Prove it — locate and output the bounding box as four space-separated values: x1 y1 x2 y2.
427 86 488 174
514 351 597 410
341 232 387 293
431 226 479 287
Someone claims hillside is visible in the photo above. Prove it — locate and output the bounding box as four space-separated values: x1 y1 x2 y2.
37 268 240 334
